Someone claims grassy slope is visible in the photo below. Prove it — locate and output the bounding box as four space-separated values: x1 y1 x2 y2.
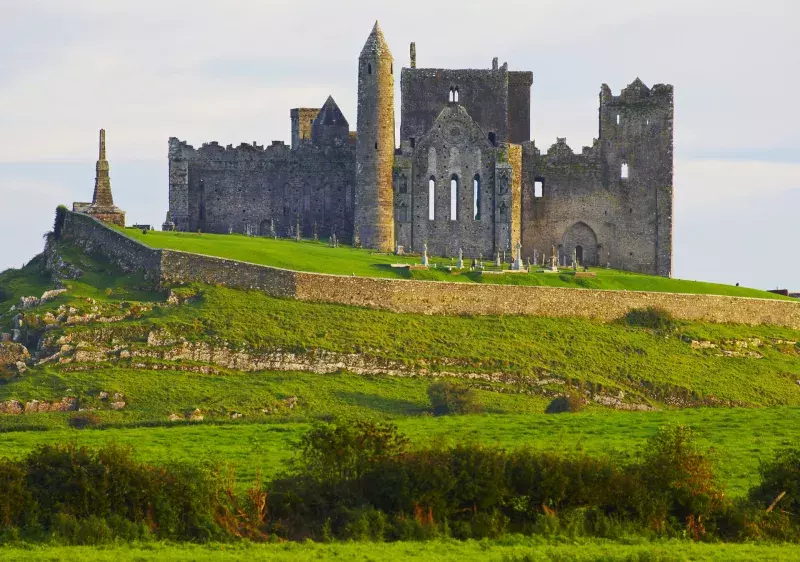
1 246 800 502
5 538 800 561
122 227 790 299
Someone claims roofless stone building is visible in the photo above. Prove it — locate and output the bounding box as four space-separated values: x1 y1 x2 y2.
166 22 674 276
73 129 126 227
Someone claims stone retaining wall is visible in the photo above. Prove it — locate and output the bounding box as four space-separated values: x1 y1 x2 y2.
60 211 162 281
59 210 800 329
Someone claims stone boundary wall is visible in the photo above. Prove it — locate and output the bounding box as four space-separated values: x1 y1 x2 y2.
159 250 296 299
59 211 162 281
59 210 800 329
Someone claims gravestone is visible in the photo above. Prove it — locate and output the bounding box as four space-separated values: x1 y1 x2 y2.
421 242 429 266
457 248 464 269
511 240 523 271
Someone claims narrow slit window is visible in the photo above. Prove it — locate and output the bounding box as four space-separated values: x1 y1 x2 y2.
473 174 481 220
534 179 544 198
616 114 620 125
367 63 372 74
450 175 459 220
621 162 629 179
428 177 435 220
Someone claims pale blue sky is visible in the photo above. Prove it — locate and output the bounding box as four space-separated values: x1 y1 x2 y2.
1 0 798 289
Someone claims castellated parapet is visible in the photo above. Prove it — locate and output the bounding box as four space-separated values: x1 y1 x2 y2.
166 22 674 276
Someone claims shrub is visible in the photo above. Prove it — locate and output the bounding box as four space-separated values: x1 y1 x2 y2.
299 419 409 482
545 394 584 414
624 306 675 330
634 425 725 537
53 205 68 240
67 412 101 429
427 381 483 416
749 447 800 515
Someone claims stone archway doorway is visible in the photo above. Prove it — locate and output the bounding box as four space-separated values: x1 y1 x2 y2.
562 222 598 266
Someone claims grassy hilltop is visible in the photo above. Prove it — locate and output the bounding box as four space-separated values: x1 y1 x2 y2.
122 227 790 299
1 235 799 557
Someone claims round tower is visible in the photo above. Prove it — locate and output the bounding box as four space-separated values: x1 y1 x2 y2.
355 21 395 251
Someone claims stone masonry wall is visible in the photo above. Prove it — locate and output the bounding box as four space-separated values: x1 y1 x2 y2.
57 209 800 329
59 211 162 281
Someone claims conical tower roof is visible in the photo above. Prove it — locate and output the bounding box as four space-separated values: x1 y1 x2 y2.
317 95 348 126
360 21 391 58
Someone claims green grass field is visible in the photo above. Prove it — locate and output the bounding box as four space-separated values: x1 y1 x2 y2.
1 407 798 497
4 537 800 561
121 227 790 299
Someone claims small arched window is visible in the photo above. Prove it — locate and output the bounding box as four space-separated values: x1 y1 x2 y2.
621 162 629 179
473 174 481 220
488 132 496 146
450 175 459 221
454 87 459 103
448 88 454 102
367 63 372 74
428 177 435 220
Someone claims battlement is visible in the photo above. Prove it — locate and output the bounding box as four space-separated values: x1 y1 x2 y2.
601 78 674 107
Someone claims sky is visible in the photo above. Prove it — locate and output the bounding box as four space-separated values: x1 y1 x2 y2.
0 0 798 290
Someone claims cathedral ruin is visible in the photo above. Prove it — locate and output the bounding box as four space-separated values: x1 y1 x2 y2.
166 22 673 276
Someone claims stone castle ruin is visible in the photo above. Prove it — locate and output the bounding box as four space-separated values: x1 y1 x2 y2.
166 22 673 276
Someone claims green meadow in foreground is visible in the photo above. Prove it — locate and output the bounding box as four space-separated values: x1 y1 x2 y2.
4 537 800 561
121 227 789 299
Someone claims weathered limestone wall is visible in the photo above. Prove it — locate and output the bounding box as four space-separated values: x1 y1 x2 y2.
520 80 673 276
159 250 296 298
169 138 355 240
59 211 162 281
293 274 800 329
406 104 497 257
57 210 800 329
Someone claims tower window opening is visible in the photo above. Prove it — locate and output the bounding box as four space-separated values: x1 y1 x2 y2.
367 63 372 74
473 174 481 220
375 142 378 150
449 88 454 102
488 132 496 146
621 162 629 179
534 178 544 198
454 87 459 102
428 177 435 220
450 175 459 220
616 114 620 125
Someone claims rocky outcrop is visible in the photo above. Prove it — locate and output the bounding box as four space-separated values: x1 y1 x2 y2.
0 342 30 372
0 397 77 414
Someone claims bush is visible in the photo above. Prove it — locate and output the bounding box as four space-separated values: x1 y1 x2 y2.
624 307 675 330
750 447 800 515
67 412 101 429
53 205 68 240
427 381 483 416
634 425 725 537
545 394 584 414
